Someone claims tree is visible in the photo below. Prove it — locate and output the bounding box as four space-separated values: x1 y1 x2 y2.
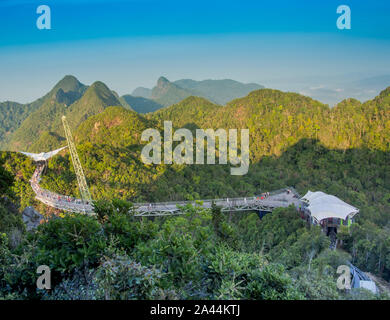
0 158 14 197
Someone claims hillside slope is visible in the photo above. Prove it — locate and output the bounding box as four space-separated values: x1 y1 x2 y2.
8 80 121 152
0 75 87 150
74 106 154 148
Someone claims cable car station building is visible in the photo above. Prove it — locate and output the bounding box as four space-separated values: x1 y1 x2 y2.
300 191 359 237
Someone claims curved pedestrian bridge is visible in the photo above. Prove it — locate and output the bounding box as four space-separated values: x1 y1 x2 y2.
30 162 302 217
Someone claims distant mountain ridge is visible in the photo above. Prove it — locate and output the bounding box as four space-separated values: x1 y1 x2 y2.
3 74 387 156
132 87 152 99
129 77 264 112
150 76 195 107
120 95 163 114
174 78 264 105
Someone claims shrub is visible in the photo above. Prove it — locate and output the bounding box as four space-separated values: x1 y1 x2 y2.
0 198 24 240
135 231 202 289
292 269 342 300
0 233 40 299
207 245 265 298
216 275 245 300
94 254 178 300
208 244 265 281
134 205 215 293
102 211 158 252
33 214 106 273
42 268 99 300
245 264 304 300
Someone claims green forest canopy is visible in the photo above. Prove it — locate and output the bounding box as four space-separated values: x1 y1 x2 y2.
0 85 389 300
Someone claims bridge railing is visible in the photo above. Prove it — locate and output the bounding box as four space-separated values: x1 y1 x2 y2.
133 192 293 209
30 160 300 216
134 197 256 208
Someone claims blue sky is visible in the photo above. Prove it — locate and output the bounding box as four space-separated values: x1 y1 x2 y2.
1 0 390 104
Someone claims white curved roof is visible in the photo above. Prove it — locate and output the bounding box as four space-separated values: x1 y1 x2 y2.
20 146 67 162
301 191 359 222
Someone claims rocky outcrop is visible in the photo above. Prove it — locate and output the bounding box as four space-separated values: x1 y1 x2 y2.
22 207 44 231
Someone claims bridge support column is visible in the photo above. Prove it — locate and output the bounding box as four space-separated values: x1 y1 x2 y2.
257 210 271 220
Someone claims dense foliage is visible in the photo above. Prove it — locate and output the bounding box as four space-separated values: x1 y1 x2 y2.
0 198 373 300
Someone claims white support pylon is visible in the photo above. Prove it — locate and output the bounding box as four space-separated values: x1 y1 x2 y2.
62 116 92 204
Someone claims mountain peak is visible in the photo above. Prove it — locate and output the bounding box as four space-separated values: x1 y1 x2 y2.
53 75 84 93
157 76 170 87
89 81 110 91
62 74 78 82
81 81 120 107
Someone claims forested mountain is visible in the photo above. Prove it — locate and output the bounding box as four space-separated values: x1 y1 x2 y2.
151 96 223 129
0 75 87 150
4 86 386 204
74 106 154 148
2 85 389 205
5 80 122 152
0 75 265 150
150 88 389 159
7 86 384 219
